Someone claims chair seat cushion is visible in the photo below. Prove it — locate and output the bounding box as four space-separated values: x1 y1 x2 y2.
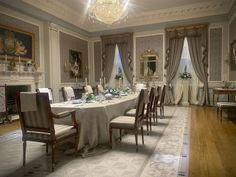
25 124 76 142
110 116 135 129
125 109 136 116
54 124 76 139
217 102 236 108
126 109 147 116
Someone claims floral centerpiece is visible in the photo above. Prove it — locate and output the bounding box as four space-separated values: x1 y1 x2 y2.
179 65 192 80
84 93 95 102
104 87 120 96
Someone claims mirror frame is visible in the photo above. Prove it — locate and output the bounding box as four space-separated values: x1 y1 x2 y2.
139 49 159 79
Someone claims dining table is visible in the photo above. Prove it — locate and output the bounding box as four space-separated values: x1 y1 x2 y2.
51 94 137 151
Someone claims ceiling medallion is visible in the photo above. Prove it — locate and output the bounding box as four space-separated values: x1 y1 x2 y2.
88 0 129 25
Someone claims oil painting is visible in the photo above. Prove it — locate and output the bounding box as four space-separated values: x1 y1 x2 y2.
0 24 35 61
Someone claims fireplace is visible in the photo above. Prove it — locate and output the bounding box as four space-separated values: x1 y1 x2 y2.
6 85 30 120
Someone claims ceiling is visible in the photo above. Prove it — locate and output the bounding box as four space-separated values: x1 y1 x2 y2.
0 0 235 34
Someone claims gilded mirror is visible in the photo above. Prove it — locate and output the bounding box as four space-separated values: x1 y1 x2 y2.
140 49 159 78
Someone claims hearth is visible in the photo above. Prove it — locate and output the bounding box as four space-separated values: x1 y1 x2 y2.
6 85 30 121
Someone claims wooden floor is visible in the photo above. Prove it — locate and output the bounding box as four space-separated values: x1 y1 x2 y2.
0 120 20 135
0 106 236 177
189 106 236 177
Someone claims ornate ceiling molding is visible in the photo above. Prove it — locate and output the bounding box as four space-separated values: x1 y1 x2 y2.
22 0 234 32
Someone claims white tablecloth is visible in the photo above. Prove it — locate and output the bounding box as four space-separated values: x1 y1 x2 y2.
51 95 137 150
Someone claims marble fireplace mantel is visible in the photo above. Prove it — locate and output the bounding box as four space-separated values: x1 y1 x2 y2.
0 70 43 91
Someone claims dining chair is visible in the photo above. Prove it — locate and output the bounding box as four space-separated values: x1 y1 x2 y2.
84 85 94 94
36 87 53 103
135 83 146 92
109 89 149 152
152 86 160 124
97 84 104 94
157 85 166 118
62 86 75 101
16 92 80 171
125 87 155 132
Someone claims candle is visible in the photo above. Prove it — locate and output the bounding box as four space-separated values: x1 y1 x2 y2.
85 77 87 86
99 78 102 85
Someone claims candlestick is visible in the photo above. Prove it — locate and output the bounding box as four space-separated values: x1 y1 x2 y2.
85 77 87 86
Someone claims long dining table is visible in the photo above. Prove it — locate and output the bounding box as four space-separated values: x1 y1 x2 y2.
51 94 137 150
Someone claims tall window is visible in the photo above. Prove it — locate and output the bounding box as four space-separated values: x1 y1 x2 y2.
173 37 201 104
108 44 129 88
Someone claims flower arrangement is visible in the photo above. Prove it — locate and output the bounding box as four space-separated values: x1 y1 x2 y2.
85 93 95 102
104 87 120 96
179 65 192 80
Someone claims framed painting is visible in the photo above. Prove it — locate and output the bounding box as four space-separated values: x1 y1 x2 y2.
69 50 83 78
0 24 35 62
230 40 236 70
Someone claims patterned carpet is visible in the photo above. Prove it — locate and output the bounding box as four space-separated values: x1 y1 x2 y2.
0 106 190 177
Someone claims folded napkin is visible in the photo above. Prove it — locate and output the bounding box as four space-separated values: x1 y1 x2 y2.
20 92 37 112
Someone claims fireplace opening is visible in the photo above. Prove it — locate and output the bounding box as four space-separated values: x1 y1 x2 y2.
6 85 30 121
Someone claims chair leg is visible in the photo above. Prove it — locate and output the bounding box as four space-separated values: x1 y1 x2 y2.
156 110 158 124
46 143 49 156
119 129 122 141
51 143 55 171
141 126 144 145
162 106 164 117
146 117 149 133
109 128 113 149
135 131 138 152
149 115 152 131
23 141 26 166
74 134 79 155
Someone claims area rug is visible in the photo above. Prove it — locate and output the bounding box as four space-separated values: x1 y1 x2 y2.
0 106 190 177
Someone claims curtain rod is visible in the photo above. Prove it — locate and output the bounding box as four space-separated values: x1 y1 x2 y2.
165 24 208 32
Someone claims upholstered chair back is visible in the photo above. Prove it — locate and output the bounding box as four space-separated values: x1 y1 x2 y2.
135 89 148 127
84 85 93 94
37 88 53 103
62 87 75 101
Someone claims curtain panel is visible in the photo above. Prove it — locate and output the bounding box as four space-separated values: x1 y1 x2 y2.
165 30 185 104
165 25 209 105
101 33 133 84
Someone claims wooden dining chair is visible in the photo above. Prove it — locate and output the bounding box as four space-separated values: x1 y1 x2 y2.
36 87 53 103
157 85 166 118
62 86 75 101
125 87 155 132
83 85 94 94
97 84 104 94
152 86 160 124
109 89 148 152
16 92 80 171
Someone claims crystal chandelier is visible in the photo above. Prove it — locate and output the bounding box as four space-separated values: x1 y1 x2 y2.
88 0 129 25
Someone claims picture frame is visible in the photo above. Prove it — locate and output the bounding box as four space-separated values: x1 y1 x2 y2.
0 24 35 62
230 40 236 70
69 50 83 78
